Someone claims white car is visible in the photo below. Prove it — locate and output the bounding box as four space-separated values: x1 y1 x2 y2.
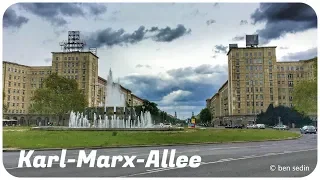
160 123 172 128
273 125 289 130
246 124 258 129
256 124 266 129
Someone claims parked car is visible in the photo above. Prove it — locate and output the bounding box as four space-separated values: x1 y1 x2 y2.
256 124 266 129
273 125 289 130
232 124 244 129
246 124 258 129
225 125 233 128
300 126 317 134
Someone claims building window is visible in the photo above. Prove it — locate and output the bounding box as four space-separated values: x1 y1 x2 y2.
245 52 248 57
288 81 294 87
270 88 273 93
56 57 59 60
68 57 71 60
268 51 271 56
261 102 263 106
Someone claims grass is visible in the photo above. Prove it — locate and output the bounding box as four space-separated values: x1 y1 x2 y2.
3 128 300 149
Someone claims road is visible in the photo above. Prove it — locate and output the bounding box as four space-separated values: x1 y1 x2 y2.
2 134 317 177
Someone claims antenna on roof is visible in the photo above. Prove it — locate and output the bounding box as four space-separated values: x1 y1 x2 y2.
59 31 86 52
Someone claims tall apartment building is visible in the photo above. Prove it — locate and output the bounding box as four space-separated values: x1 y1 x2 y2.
51 51 99 107
3 52 144 115
206 45 316 125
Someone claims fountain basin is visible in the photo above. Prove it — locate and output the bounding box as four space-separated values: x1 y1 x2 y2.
31 126 184 131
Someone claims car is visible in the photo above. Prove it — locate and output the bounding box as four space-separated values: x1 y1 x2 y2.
273 125 289 130
256 124 266 129
162 123 172 128
300 126 317 134
225 125 233 128
246 124 258 129
232 124 244 129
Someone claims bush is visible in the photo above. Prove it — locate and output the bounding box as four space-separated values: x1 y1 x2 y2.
112 131 118 136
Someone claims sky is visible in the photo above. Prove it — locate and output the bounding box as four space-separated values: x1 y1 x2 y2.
2 2 318 119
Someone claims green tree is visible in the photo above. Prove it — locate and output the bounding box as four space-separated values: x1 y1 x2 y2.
199 108 211 124
292 80 317 115
29 73 87 125
3 91 8 112
257 105 312 127
292 57 317 115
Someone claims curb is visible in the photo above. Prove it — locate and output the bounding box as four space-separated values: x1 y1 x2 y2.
2 134 302 152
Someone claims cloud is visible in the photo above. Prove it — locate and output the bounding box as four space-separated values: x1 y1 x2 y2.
281 47 317 61
121 64 227 104
251 3 317 44
232 35 245 41
149 24 192 42
206 19 216 26
240 20 248 25
120 64 228 117
214 45 228 54
136 64 152 69
3 8 29 28
86 25 191 48
18 3 107 26
160 90 192 104
279 46 289 50
85 26 147 48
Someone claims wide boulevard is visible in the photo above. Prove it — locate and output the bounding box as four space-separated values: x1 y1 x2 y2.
3 133 317 177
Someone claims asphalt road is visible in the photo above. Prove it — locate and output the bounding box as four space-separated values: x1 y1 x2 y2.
2 134 317 177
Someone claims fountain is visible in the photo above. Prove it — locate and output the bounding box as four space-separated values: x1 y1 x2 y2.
67 68 155 129
32 69 183 131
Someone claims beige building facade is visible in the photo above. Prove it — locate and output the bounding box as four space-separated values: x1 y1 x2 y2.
3 51 145 115
206 46 316 125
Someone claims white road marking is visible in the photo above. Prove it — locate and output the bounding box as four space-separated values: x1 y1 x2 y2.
123 148 317 177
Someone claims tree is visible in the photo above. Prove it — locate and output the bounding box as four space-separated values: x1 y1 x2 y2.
292 80 317 115
29 73 87 125
199 108 211 124
3 91 8 112
292 57 317 115
256 105 312 127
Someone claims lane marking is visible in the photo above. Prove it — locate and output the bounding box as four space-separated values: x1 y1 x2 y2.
123 148 317 177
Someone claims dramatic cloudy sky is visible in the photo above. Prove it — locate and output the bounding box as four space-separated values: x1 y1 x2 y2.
2 2 318 119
